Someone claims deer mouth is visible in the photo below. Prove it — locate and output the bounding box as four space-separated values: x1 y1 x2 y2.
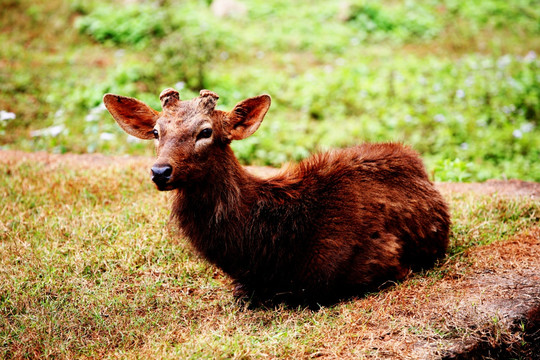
153 181 176 191
151 174 187 191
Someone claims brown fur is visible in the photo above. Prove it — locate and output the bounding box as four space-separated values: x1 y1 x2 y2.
104 89 451 306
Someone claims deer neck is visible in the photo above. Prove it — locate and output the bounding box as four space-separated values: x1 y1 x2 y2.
172 145 258 231
170 146 261 272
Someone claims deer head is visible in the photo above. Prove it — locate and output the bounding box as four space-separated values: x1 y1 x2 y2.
103 89 271 190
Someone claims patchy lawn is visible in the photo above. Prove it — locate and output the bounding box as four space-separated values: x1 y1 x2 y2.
0 150 538 359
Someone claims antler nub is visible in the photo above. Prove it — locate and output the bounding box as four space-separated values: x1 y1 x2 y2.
160 88 180 109
199 89 220 112
199 89 219 99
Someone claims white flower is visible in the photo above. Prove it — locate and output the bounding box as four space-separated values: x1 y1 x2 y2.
481 58 493 69
460 142 469 150
512 129 523 139
464 76 475 87
0 110 16 121
175 81 185 90
497 55 512 69
434 114 446 123
520 122 534 133
502 105 516 114
100 132 115 141
456 89 465 99
85 104 107 122
30 125 65 137
54 109 65 118
85 113 99 122
305 73 316 82
126 134 143 143
94 103 107 112
523 51 537 63
506 76 520 89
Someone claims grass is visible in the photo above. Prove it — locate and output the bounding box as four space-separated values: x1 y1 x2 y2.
1 0 539 357
1 154 538 358
448 193 539 256
1 0 539 181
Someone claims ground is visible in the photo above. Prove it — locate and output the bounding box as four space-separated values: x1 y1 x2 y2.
1 150 539 359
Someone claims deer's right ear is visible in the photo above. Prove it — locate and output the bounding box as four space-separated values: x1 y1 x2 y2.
103 94 160 140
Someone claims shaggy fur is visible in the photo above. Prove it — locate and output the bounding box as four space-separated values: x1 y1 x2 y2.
104 89 451 306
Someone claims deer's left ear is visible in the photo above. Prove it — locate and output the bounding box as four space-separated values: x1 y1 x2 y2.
103 94 160 140
226 95 271 141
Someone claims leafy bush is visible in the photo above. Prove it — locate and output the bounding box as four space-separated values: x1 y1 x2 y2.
2 0 540 181
345 1 441 42
432 158 473 182
225 53 540 179
75 3 171 47
443 0 540 32
154 7 239 91
75 2 238 91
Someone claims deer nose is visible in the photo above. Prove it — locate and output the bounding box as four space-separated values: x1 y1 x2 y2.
151 164 172 183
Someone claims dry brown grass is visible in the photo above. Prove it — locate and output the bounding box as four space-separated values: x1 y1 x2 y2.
1 150 538 359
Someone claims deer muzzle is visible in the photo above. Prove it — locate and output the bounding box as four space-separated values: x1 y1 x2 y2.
151 164 173 189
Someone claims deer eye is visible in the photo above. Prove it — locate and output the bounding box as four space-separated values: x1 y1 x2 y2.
197 128 213 140
152 129 159 139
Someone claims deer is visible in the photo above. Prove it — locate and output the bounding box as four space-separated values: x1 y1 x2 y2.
103 88 451 306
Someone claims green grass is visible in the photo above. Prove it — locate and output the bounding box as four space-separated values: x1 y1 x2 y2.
1 0 539 181
448 193 539 256
1 155 538 358
1 2 539 356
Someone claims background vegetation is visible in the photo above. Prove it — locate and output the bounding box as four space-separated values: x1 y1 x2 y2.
1 1 540 358
1 0 539 181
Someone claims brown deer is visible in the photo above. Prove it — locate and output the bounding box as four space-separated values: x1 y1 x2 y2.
103 88 451 306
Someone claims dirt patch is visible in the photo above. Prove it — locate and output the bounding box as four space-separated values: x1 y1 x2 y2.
439 180 540 200
335 228 540 359
0 150 153 169
439 227 540 359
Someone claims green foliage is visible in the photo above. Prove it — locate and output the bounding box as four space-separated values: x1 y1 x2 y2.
433 159 473 182
346 1 441 42
1 0 540 181
154 7 239 91
444 0 540 32
227 53 540 180
75 3 171 47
